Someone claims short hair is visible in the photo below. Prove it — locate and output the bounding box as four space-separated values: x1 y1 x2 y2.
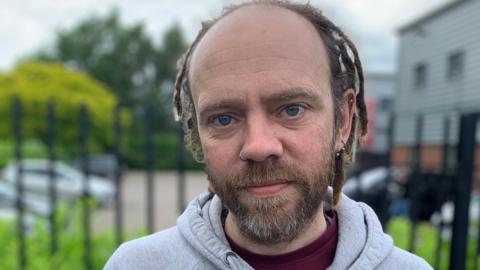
173 0 368 205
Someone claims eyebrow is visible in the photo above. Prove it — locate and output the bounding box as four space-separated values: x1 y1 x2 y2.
198 87 322 122
199 99 244 123
261 88 322 105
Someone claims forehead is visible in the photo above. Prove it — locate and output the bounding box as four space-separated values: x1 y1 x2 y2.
189 4 331 105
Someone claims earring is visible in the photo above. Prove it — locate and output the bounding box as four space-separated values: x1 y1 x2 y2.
335 140 346 158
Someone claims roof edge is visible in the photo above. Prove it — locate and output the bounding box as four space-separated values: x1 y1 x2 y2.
398 0 469 34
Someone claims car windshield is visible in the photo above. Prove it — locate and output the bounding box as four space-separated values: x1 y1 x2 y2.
23 168 71 182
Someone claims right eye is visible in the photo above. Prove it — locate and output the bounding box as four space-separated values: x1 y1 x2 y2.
213 115 232 126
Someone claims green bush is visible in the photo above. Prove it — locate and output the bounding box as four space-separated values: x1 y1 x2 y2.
0 200 146 270
123 131 204 171
0 61 131 154
0 140 72 168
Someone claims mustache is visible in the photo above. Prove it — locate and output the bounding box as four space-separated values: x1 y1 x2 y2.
225 161 308 189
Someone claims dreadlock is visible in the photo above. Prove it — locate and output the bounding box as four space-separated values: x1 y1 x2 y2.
173 0 368 206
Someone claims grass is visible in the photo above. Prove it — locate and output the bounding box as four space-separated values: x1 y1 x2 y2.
0 199 148 270
388 217 479 270
1 207 478 269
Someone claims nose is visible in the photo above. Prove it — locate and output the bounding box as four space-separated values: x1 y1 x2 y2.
240 116 283 162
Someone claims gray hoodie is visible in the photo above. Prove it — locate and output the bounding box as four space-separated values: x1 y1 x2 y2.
104 190 432 269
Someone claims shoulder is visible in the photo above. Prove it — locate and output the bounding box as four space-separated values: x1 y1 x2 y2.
103 227 205 270
378 247 433 270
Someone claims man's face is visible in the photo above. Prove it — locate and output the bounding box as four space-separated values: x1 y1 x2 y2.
190 5 338 244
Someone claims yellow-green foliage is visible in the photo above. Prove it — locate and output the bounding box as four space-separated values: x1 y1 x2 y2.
0 61 127 152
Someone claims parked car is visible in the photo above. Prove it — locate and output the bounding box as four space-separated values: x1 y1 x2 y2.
343 167 393 196
73 154 118 178
343 167 398 225
2 159 114 207
0 181 51 217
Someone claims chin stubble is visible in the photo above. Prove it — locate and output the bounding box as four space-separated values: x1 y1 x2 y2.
207 158 332 245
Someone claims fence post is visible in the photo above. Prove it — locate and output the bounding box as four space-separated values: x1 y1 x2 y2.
113 104 124 246
177 124 186 213
449 113 477 270
408 114 423 253
12 98 26 270
46 99 58 256
380 113 395 228
434 115 450 269
79 105 92 270
144 106 155 234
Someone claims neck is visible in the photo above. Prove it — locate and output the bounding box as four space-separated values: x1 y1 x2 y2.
224 204 327 255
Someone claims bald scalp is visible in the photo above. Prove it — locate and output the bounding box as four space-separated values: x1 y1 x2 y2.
189 4 331 100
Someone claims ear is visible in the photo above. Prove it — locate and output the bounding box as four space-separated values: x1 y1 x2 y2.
336 88 356 149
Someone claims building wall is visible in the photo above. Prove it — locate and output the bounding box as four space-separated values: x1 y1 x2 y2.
394 0 480 146
393 0 480 191
391 144 480 192
364 73 395 154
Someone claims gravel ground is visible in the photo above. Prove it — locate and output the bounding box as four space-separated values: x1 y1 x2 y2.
93 170 209 234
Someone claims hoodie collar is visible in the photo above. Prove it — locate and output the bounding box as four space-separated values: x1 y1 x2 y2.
178 190 393 270
177 192 253 269
326 191 394 270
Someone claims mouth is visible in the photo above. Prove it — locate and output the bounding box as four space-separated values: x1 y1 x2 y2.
245 181 291 197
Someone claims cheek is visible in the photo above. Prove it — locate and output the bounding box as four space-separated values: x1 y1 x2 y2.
202 138 241 174
286 119 334 162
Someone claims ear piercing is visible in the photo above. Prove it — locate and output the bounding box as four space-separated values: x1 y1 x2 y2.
240 151 247 161
335 140 346 158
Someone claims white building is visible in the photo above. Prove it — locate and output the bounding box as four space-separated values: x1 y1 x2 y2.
393 0 480 188
363 73 395 154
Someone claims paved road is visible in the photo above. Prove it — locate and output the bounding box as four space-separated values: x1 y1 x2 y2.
93 170 209 234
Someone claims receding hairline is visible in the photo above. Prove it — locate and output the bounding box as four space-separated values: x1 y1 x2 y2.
188 2 332 95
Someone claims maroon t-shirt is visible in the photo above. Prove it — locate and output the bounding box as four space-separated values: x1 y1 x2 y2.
226 211 338 270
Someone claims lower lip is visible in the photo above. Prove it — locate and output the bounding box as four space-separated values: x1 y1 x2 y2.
246 183 290 196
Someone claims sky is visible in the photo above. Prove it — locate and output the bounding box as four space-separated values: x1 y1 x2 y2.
0 0 453 73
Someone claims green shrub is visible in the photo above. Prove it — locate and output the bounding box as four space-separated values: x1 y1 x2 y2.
0 200 146 270
0 140 72 168
0 61 131 154
123 131 204 171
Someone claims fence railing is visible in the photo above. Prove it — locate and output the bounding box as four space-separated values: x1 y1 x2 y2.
3 97 480 270
4 98 188 270
352 111 480 270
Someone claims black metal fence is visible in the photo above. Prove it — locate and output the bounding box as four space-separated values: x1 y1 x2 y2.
351 111 480 270
4 98 188 270
3 97 480 270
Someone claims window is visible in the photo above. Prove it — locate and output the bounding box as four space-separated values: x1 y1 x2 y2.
414 63 427 89
379 98 392 111
447 51 464 81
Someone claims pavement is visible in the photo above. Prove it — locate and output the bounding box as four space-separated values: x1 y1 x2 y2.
93 170 209 234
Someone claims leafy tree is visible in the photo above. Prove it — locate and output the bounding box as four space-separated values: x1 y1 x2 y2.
34 11 188 131
36 10 155 107
0 61 128 153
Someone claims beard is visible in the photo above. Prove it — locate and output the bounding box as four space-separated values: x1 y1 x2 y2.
206 147 334 245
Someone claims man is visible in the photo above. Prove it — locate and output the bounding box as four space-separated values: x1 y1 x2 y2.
105 1 432 269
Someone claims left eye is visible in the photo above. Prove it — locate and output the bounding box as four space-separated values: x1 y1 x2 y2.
213 115 232 126
283 105 302 117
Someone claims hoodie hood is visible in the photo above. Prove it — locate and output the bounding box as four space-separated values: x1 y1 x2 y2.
176 189 422 270
325 191 394 269
177 192 253 269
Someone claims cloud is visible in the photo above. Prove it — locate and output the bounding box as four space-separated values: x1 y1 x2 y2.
0 0 452 72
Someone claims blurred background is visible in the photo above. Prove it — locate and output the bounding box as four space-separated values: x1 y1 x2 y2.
1 0 479 269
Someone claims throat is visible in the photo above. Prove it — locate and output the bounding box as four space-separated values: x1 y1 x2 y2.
224 205 328 255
